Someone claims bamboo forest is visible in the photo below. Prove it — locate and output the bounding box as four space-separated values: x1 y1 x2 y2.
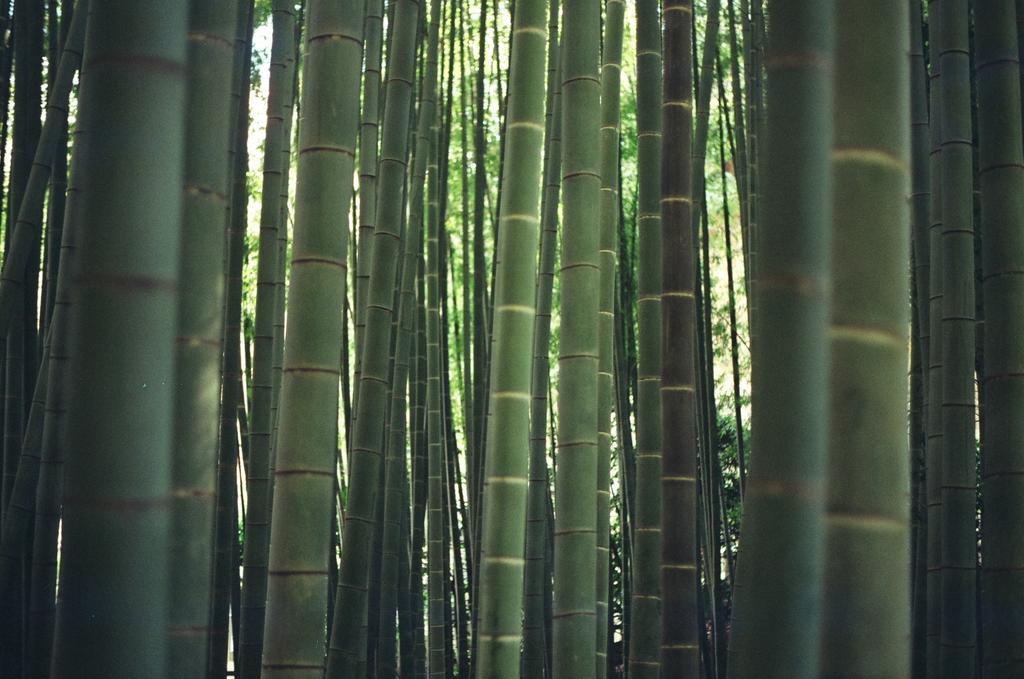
0 0 1020 678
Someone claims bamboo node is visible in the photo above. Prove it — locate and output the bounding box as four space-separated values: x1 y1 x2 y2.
829 323 905 350
832 146 909 173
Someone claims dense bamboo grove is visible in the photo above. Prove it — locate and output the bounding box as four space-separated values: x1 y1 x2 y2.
0 1 1022 678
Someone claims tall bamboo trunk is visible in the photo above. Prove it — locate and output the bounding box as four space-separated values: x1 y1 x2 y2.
167 2 239 675
552 0 601 675
595 3 623 675
975 1 1024 675
472 0 547 676
726 1 834 677
924 4 946 675
628 0 663 674
820 2 910 675
424 8 447 676
937 1 978 674
50 2 188 673
659 2 697 676
237 3 296 674
907 5 931 674
353 0 385 408
260 2 364 676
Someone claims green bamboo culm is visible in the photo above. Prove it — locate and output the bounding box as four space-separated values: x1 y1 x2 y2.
325 1 424 675
725 0 748 249
743 0 763 336
473 0 547 676
595 2 623 675
521 2 560 674
422 4 444 676
907 5 931 672
924 4 945 675
725 1 834 677
628 0 663 674
268 60 294 481
237 3 296 674
552 0 601 675
938 1 977 674
426 122 446 679
168 0 239 674
659 2 697 676
975 1 1024 675
261 1 364 676
412 258 430 679
268 13 296 469
49 1 187 674
909 1 931 417
820 2 910 676
352 0 384 405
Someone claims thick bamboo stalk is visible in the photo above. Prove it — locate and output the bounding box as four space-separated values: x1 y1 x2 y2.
472 0 547 675
975 1 1024 675
49 2 188 673
595 1 623 676
925 4 945 675
820 2 910 675
353 0 385 403
628 0 663 674
659 2 697 676
412 257 429 679
726 1 834 676
237 3 296 673
522 1 560 674
552 0 601 675
167 2 239 674
937 1 977 674
425 13 445 671
260 1 364 676
907 4 931 675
